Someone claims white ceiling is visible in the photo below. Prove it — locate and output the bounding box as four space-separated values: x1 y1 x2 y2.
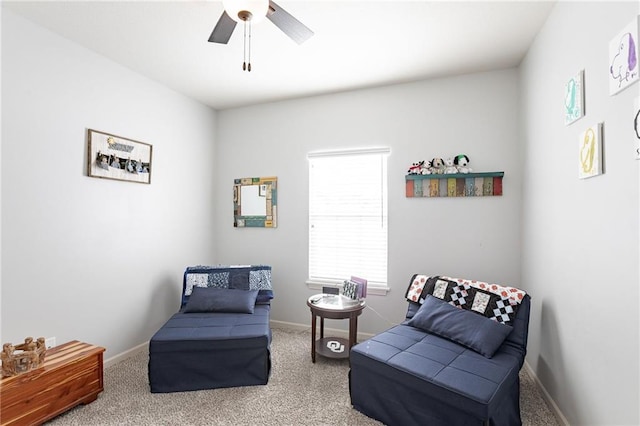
3 0 556 110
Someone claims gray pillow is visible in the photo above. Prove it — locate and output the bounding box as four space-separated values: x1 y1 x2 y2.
408 295 513 358
183 287 258 314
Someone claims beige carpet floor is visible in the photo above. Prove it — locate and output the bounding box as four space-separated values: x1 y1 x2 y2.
48 328 559 425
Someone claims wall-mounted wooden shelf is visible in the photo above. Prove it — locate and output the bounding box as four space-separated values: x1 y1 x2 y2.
405 172 504 198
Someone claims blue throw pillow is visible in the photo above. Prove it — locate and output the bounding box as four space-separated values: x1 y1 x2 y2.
408 295 513 358
256 289 274 304
183 287 258 314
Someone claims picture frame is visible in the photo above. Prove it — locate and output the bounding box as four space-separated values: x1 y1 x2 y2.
578 122 603 179
87 129 152 184
565 70 585 125
608 16 639 96
634 97 639 160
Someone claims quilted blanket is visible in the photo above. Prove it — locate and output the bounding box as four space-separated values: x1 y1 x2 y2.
181 265 273 306
405 274 527 325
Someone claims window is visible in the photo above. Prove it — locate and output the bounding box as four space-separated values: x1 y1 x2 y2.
307 148 389 294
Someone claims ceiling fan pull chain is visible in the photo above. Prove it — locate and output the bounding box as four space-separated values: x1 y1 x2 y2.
247 20 252 72
242 20 247 71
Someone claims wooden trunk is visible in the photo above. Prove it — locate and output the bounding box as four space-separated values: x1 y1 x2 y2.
0 341 105 426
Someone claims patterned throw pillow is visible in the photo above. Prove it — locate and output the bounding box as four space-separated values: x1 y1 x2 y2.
405 274 526 325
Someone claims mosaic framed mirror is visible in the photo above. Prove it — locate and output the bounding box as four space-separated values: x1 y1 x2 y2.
233 177 277 228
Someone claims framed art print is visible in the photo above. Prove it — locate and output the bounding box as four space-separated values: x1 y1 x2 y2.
565 70 585 125
578 123 603 179
608 16 639 95
87 129 152 184
635 97 640 160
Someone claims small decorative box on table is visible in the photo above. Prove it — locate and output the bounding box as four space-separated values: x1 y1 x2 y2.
405 172 505 198
0 341 105 426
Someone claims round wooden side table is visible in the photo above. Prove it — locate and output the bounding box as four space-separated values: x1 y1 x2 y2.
306 294 365 363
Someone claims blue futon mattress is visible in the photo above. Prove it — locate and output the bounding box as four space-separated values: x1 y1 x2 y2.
148 304 271 393
350 324 522 425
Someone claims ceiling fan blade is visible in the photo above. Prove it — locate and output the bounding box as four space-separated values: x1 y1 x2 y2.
208 11 237 44
267 0 314 45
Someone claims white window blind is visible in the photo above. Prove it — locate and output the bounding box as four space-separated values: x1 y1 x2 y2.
308 148 389 292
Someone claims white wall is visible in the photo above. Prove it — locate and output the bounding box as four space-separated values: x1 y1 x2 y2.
520 2 639 425
1 10 218 358
215 69 523 335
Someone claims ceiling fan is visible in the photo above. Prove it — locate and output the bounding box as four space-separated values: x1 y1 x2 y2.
208 0 314 71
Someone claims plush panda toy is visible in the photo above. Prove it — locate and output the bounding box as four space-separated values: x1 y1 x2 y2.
454 154 472 173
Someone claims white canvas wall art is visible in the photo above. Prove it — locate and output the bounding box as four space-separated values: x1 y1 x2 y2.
609 16 639 95
634 97 640 160
578 123 603 179
565 70 585 125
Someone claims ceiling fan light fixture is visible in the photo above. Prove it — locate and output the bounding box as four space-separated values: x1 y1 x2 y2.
223 0 269 24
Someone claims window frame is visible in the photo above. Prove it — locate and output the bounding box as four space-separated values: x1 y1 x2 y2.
306 147 390 295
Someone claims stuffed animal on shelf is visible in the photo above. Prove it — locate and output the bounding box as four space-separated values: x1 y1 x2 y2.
428 158 445 174
408 160 427 175
419 162 430 175
454 154 472 173
407 162 421 175
444 157 458 174
408 160 431 175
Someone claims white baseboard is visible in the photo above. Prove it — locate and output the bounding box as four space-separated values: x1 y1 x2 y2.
104 341 148 369
523 360 570 426
270 319 375 341
103 321 374 369
270 319 309 333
